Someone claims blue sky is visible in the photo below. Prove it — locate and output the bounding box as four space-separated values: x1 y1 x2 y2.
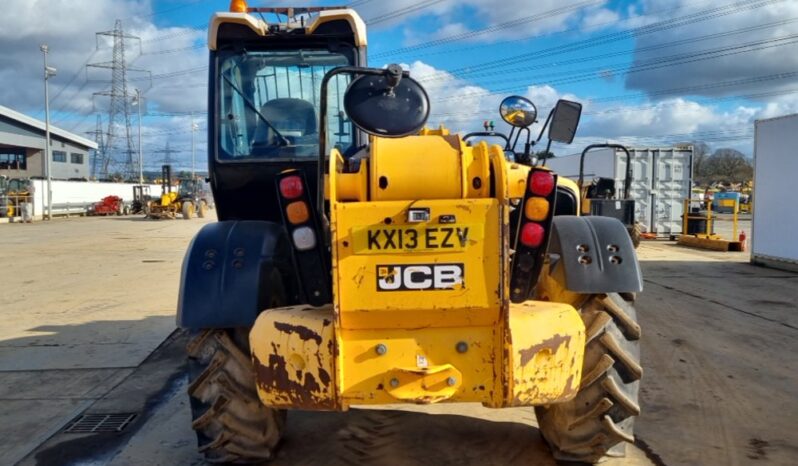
1 0 796 172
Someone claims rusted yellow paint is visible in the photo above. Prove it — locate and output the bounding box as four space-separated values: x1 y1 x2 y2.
249 128 586 412
504 301 585 406
250 305 338 410
250 300 584 409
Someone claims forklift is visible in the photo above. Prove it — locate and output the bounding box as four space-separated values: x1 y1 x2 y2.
147 165 199 219
131 185 151 215
577 143 640 247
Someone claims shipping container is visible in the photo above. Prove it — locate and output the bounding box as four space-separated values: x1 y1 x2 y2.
27 179 163 219
752 113 798 272
544 146 693 236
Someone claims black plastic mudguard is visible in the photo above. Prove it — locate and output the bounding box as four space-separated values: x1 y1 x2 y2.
548 216 643 293
176 221 293 329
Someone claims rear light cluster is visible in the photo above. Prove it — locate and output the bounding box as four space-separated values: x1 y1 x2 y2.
279 175 315 251
275 171 331 306
279 176 304 200
510 169 558 303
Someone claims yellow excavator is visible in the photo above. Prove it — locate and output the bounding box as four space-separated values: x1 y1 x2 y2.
177 3 643 464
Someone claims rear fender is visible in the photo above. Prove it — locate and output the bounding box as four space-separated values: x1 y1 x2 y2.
177 221 294 329
547 216 643 293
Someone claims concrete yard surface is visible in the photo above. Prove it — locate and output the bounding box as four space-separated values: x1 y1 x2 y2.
634 242 798 465
0 216 796 465
0 215 214 465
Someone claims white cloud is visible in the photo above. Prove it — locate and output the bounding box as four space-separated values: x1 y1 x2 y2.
581 7 620 31
405 61 773 156
625 0 798 100
401 21 472 47
366 0 609 46
0 0 209 173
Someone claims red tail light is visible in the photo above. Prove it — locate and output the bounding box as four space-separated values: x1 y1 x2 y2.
279 176 304 199
520 223 545 248
529 171 555 197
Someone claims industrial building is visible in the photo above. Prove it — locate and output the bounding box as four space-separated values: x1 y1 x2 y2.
0 104 98 180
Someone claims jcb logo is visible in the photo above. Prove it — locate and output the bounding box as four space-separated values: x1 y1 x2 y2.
376 264 464 291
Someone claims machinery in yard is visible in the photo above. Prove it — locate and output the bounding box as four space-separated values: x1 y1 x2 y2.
177 3 643 464
177 178 212 217
131 185 151 215
1 177 33 221
147 165 206 219
87 195 126 216
0 175 11 217
577 144 641 247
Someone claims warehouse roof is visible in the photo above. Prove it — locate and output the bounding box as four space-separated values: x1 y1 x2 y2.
0 104 98 150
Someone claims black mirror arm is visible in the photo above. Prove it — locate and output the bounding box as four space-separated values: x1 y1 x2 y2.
539 139 553 167
511 127 531 164
535 108 555 144
318 65 410 216
506 127 516 151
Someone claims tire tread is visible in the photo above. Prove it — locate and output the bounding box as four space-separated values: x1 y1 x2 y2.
188 329 284 464
535 293 641 463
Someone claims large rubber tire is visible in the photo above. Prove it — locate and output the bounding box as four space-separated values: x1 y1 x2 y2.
182 201 194 220
187 329 286 463
198 200 208 218
536 293 642 463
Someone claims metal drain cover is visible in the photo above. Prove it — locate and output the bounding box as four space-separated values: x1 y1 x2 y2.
64 413 137 433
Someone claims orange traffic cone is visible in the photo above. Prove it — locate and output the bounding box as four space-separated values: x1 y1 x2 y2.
739 230 747 251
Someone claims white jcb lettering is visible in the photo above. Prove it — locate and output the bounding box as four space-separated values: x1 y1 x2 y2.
376 264 464 291
403 266 432 289
377 266 402 290
433 265 463 289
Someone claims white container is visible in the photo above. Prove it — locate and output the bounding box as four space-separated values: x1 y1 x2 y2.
29 179 164 219
545 146 693 236
752 113 798 271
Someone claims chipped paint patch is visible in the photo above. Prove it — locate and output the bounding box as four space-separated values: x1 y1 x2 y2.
254 353 333 410
273 321 322 345
518 334 571 366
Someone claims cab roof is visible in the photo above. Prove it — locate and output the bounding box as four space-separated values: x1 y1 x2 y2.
208 8 367 51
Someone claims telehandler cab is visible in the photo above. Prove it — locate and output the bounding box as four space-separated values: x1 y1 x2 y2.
178 3 643 464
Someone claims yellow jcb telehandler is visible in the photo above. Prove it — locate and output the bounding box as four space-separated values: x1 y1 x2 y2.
177 3 643 464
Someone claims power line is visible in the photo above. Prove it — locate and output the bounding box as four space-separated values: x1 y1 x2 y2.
429 36 798 103
140 23 207 43
371 0 600 58
365 0 448 26
369 0 727 60
435 0 786 80
420 17 798 83
134 0 206 20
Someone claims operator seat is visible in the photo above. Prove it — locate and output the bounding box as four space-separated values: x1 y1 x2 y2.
257 98 317 141
587 177 616 199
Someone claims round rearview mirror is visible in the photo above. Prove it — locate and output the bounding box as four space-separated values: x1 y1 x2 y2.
343 73 429 138
499 96 537 128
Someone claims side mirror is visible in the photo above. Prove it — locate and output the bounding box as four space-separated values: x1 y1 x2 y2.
548 99 582 144
343 64 429 138
317 64 429 215
499 95 537 128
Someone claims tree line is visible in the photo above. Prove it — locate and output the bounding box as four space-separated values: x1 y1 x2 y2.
691 142 753 186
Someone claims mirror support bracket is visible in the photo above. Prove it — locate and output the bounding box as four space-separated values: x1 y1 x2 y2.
317 65 413 216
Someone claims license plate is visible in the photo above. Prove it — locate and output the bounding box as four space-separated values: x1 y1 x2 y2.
351 224 479 254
